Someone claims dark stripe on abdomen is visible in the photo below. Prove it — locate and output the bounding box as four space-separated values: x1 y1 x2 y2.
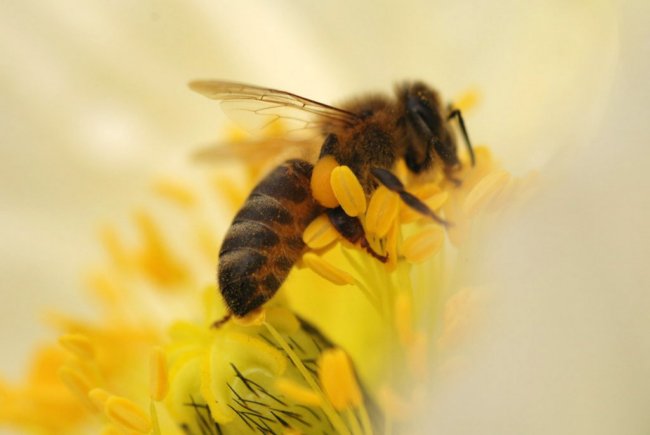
218 159 324 317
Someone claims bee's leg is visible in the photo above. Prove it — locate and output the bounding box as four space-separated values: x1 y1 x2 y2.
447 106 475 167
211 312 232 328
326 207 388 262
371 167 450 227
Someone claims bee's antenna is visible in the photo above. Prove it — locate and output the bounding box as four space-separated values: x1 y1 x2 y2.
447 107 475 167
371 167 450 227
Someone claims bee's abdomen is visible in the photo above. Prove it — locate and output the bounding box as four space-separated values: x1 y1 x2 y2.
218 159 323 316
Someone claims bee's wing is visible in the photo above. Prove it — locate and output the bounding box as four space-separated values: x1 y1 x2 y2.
193 137 321 165
189 80 359 137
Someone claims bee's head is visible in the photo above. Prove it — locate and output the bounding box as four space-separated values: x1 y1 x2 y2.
397 82 458 173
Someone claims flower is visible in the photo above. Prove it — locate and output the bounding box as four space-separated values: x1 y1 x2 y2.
1 105 528 433
4 1 650 435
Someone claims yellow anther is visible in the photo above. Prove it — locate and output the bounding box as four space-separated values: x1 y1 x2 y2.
318 348 362 411
135 211 188 287
153 179 196 208
311 156 340 208
149 347 169 402
330 165 367 217
401 226 445 263
365 186 399 238
302 253 355 286
302 214 339 249
452 88 481 113
99 226 130 271
58 366 95 410
88 388 111 412
275 378 321 406
105 396 152 434
59 333 95 360
462 170 511 217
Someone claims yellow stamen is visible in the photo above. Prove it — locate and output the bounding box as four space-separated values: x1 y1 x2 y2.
311 156 340 208
462 169 511 217
149 347 169 402
59 334 95 361
88 388 111 412
452 88 481 112
275 378 322 406
99 226 130 271
365 186 399 238
302 253 355 286
104 396 152 434
401 226 445 263
153 179 196 208
58 366 95 410
318 348 362 411
330 165 367 217
303 214 339 249
135 211 188 287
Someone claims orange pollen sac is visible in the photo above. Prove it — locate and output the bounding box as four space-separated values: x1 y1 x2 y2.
311 156 340 208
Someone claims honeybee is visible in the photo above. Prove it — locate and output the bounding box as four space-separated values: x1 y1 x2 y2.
190 81 475 318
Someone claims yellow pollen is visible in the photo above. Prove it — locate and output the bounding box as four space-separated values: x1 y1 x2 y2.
104 396 152 434
59 333 95 360
365 186 399 238
302 253 355 286
311 156 340 208
302 214 339 249
462 169 511 217
88 388 111 412
58 366 95 410
149 347 169 402
401 226 445 263
318 348 362 411
275 378 322 406
330 165 367 217
153 179 196 208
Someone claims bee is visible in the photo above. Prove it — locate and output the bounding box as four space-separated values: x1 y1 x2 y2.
190 81 475 319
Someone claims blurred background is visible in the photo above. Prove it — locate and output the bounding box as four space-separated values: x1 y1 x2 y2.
1 0 648 434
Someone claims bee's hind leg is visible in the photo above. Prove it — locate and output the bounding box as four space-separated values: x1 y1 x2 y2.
326 207 388 262
371 167 450 227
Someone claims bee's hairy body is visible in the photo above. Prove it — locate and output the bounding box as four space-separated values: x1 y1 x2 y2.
192 80 472 318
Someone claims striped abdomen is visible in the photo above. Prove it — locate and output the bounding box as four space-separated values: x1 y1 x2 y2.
218 159 323 316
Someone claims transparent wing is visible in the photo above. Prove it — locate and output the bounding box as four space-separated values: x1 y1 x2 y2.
189 80 360 136
193 136 321 165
